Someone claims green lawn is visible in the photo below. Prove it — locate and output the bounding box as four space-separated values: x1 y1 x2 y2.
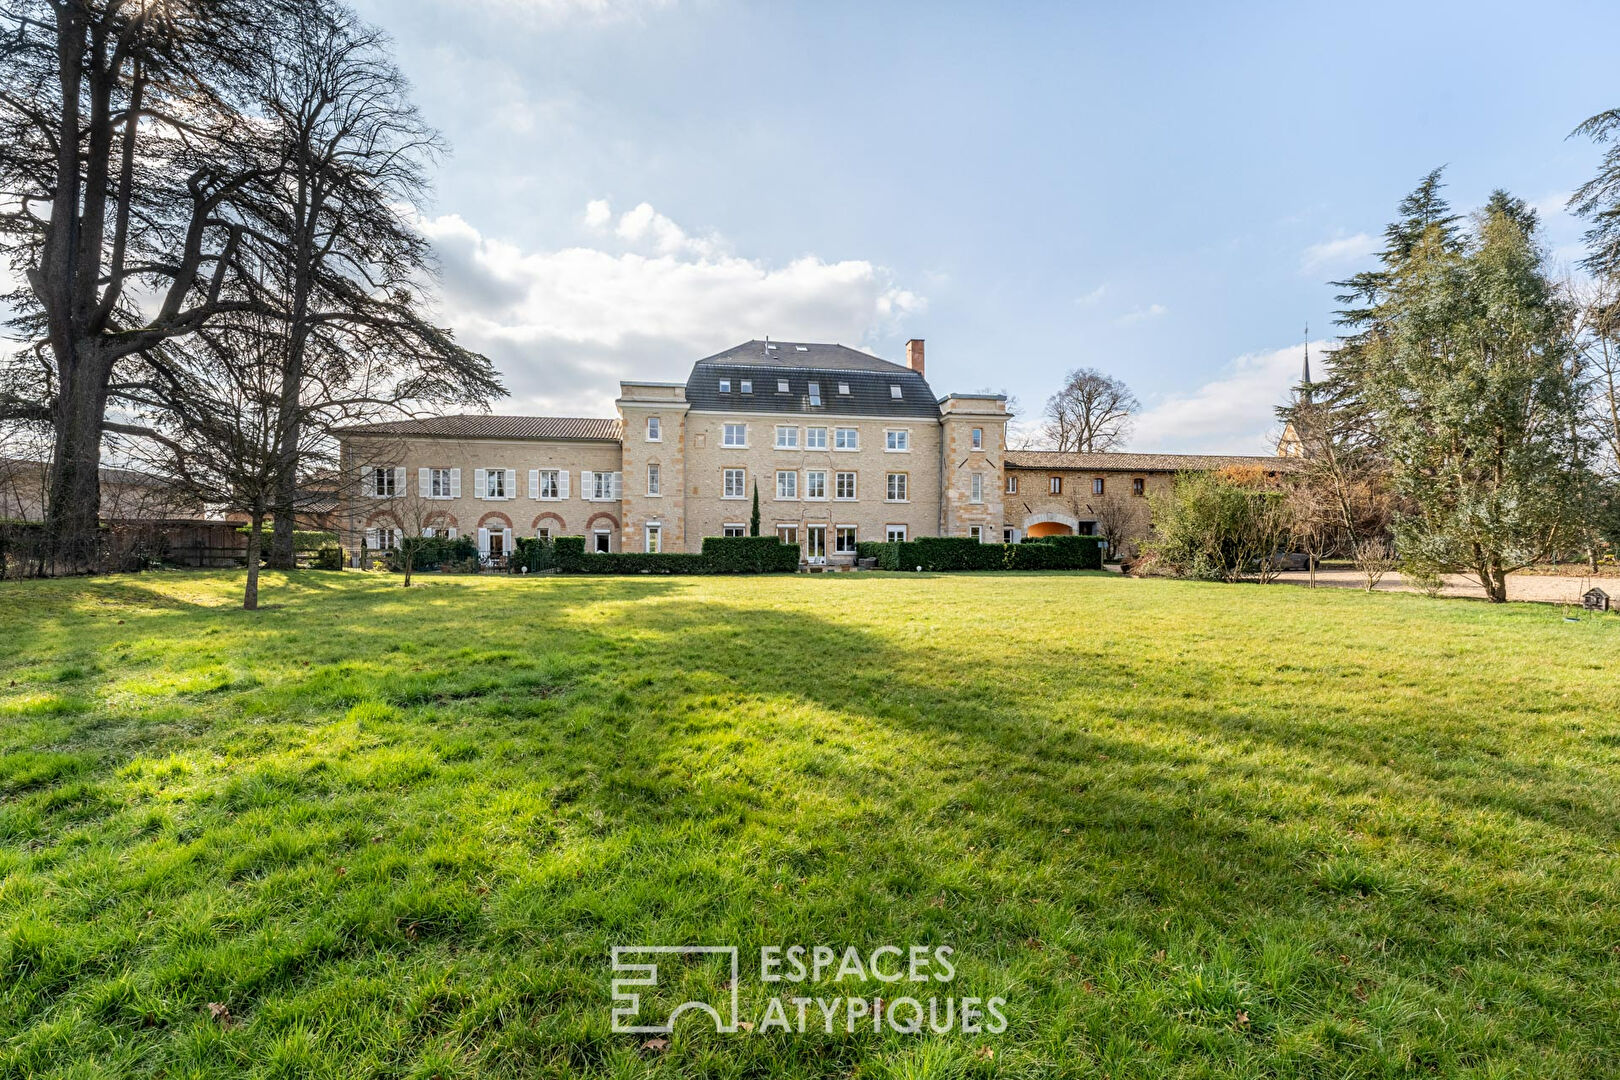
1 570 1617 1078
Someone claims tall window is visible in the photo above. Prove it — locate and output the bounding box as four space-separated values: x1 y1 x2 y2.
538 469 560 499
1133 477 1145 497
647 463 661 496
886 524 908 542
776 425 799 449
1092 478 1105 495
808 382 822 406
776 470 797 499
1049 476 1062 495
1006 475 1018 495
723 468 746 498
885 429 909 451
886 472 908 502
805 470 827 500
834 427 858 450
372 466 397 497
645 524 661 553
970 473 984 504
835 471 857 500
430 468 452 498
485 468 507 499
971 427 984 450
592 471 615 501
806 427 828 450
969 525 984 542
722 422 747 447
835 526 857 553
646 416 661 441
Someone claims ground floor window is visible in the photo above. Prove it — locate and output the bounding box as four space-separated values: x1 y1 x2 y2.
537 526 551 541
886 524 907 542
645 524 661 553
835 526 857 554
777 525 798 545
364 527 402 550
1003 528 1015 544
594 530 611 553
722 523 747 538
968 525 983 542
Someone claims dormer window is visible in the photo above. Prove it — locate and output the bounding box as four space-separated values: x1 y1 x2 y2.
837 383 851 395
740 380 752 394
777 380 789 393
808 382 822 406
719 378 731 393
889 385 902 399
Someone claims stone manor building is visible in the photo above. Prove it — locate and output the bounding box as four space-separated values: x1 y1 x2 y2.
338 339 1281 566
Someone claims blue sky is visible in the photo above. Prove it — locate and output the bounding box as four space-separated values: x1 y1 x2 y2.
351 0 1619 452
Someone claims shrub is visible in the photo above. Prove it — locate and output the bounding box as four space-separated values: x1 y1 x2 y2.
1024 534 1105 570
700 536 800 573
384 535 477 573
512 537 559 573
856 535 1104 572
312 547 345 571
554 536 587 571
235 525 337 552
1146 471 1289 582
573 551 712 574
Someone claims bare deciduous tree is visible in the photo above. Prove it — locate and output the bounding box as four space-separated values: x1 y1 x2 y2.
1041 368 1138 452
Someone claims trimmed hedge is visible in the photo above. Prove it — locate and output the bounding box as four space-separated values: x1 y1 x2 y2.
550 534 800 575
312 547 345 571
235 526 337 552
857 534 1104 572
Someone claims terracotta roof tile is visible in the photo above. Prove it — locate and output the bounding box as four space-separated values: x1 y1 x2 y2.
1005 450 1293 472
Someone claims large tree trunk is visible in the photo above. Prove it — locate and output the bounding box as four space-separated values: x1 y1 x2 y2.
244 510 263 610
44 342 113 573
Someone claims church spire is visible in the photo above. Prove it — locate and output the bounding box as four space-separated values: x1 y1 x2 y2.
1299 324 1312 404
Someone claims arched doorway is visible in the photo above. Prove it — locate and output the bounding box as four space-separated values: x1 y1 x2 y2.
1026 520 1073 538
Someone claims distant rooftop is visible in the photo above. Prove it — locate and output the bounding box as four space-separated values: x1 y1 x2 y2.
695 339 913 374
1005 450 1291 472
339 414 622 442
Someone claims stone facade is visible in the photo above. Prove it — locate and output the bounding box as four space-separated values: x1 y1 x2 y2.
336 341 1286 566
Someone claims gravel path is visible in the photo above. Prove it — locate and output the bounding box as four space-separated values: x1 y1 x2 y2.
1269 567 1614 605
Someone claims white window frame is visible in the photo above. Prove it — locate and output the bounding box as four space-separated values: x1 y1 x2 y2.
777 379 790 393
775 425 799 449
834 525 858 554
805 469 827 500
740 379 752 394
834 471 857 501
538 469 561 500
647 463 661 497
1093 477 1106 495
833 427 859 451
808 382 822 406
1006 475 1019 494
719 377 732 393
722 422 748 448
885 429 910 452
429 467 453 499
886 472 908 502
646 416 662 442
722 522 747 538
970 473 984 504
889 385 903 400
776 470 798 500
806 426 828 450
1050 476 1062 495
590 471 619 502
371 466 398 498
969 525 984 542
645 523 662 553
971 427 984 450
485 467 509 499
723 468 747 499
886 524 908 543
837 382 851 395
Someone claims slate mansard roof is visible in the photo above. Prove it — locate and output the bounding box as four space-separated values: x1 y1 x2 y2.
684 340 941 419
339 414 623 442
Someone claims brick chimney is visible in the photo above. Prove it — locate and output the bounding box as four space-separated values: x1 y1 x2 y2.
905 338 925 377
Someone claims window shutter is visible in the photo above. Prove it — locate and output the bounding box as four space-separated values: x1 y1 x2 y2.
364 527 377 548
611 472 622 500
502 528 513 553
581 471 594 502
361 467 375 498
477 527 490 555
528 469 539 499
418 468 430 497
474 468 487 499
394 467 405 495
559 471 570 499
504 469 516 500
450 468 461 498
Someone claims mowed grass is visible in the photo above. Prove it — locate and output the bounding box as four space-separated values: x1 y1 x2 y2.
1 570 1618 1079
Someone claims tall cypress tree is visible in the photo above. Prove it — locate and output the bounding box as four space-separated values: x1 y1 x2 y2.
750 482 761 536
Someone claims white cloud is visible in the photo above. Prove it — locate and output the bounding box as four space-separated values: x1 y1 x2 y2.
417 201 925 416
1129 340 1321 455
583 199 612 228
1116 303 1167 326
1073 284 1107 306
1301 231 1379 271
